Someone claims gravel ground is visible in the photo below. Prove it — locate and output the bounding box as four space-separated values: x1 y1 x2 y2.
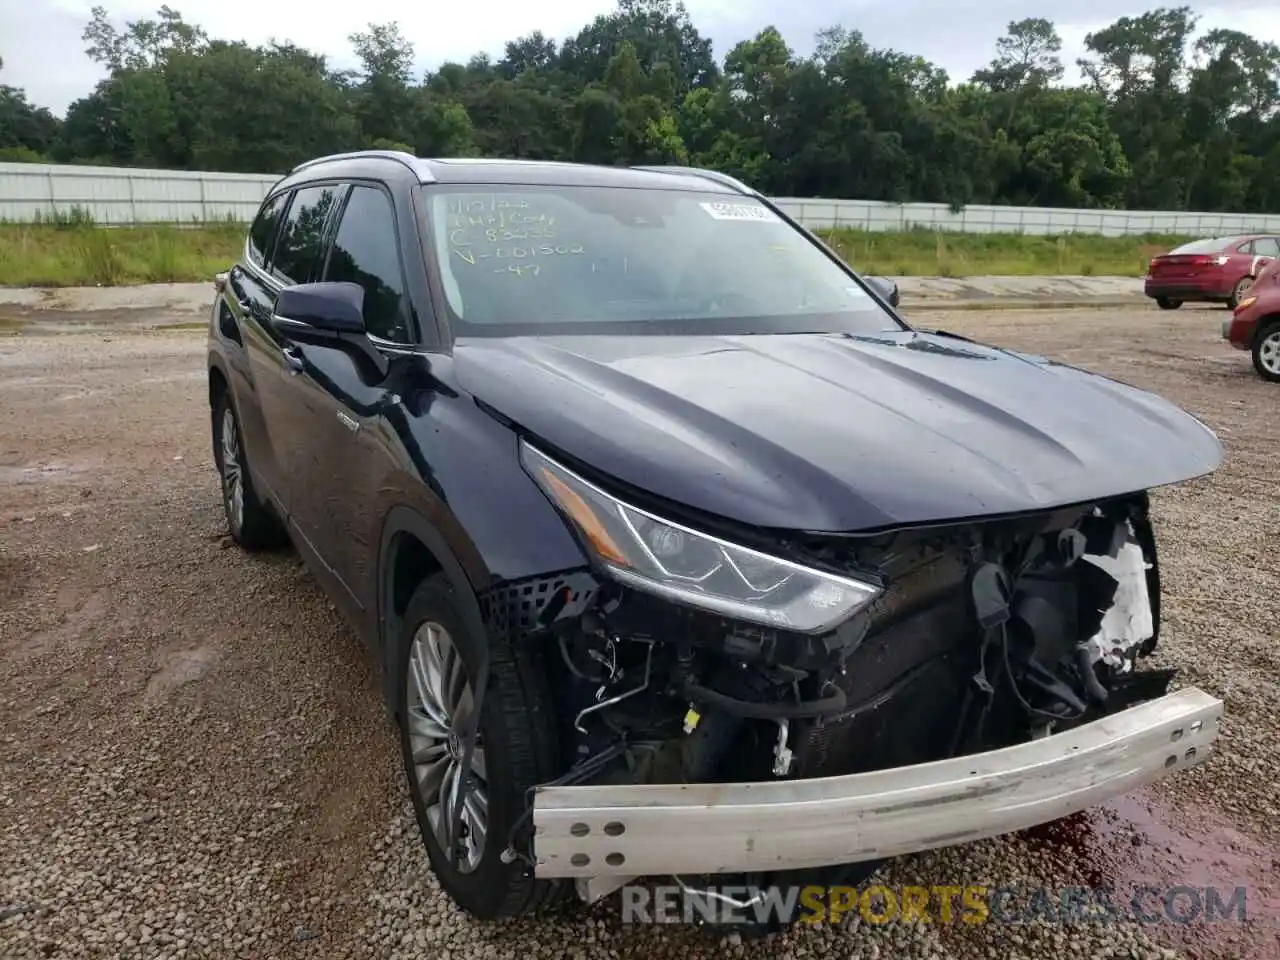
1 303 1277 960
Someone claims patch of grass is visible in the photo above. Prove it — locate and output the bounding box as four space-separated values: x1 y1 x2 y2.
73 230 126 285
141 227 185 283
0 221 1193 287
32 205 98 229
0 222 243 287
819 226 1189 277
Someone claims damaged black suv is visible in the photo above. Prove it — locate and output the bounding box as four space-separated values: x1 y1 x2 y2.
207 151 1225 922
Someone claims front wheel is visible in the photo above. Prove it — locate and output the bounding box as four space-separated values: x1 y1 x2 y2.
1155 297 1182 310
1252 320 1280 383
396 574 568 919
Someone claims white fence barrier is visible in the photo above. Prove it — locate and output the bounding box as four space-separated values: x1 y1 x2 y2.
0 162 278 225
774 198 1280 237
3 161 1280 236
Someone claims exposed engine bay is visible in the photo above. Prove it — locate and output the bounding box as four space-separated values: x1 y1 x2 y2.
485 491 1171 892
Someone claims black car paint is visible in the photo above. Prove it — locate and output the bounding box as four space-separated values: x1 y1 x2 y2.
207 155 1222 714
451 331 1222 533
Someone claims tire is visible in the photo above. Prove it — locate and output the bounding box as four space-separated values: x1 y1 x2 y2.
212 390 287 550
1252 320 1280 383
1155 297 1182 310
396 573 569 919
1228 276 1253 310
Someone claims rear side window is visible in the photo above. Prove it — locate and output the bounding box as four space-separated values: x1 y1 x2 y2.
247 192 287 268
1253 237 1280 258
271 185 341 285
324 185 411 342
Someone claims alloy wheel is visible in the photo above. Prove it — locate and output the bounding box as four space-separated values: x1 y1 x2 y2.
406 620 488 873
220 407 244 530
1259 330 1280 377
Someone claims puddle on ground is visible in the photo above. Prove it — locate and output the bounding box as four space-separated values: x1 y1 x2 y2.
0 460 95 485
1022 788 1279 959
0 458 101 488
0 306 207 336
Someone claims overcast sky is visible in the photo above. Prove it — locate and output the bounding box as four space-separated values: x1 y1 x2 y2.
3 1 1279 116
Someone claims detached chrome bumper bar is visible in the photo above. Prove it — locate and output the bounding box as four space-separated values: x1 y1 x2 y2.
532 687 1221 893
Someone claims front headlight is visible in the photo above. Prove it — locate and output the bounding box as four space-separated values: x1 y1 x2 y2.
521 441 882 634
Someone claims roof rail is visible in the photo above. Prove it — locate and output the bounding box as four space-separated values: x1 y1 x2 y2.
630 165 755 196
288 149 435 181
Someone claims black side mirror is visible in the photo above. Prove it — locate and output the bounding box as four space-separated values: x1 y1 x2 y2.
272 281 389 380
273 281 366 336
866 276 900 309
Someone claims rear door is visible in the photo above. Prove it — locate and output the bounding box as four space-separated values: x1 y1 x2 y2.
223 190 290 504
1251 237 1280 274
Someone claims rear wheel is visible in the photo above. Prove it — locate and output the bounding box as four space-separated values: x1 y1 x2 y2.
1252 320 1280 383
1155 297 1182 310
1228 276 1253 310
396 573 568 919
212 391 287 550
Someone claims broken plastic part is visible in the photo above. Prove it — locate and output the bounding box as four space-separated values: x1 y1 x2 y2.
971 563 1012 630
968 562 1012 697
1080 525 1154 672
772 718 793 776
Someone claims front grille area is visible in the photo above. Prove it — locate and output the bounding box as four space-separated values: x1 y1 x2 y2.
797 589 973 777
795 544 976 778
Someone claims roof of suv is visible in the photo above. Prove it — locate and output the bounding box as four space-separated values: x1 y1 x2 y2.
274 151 753 196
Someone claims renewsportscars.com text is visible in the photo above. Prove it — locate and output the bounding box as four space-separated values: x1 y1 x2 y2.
620 883 1250 927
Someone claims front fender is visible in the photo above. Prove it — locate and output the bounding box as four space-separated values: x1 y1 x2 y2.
372 373 588 709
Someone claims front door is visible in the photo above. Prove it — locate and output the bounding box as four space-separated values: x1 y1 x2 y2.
250 182 345 538
277 182 418 614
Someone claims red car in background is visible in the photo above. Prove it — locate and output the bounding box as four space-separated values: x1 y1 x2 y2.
1145 234 1279 310
1223 256 1280 382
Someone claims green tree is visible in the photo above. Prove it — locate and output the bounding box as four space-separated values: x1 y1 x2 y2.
974 18 1064 93
348 22 417 147
559 0 718 98
1079 6 1201 208
0 57 61 158
82 4 207 72
0 1 1270 214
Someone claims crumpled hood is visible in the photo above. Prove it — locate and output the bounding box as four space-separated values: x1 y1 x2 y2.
452 330 1222 532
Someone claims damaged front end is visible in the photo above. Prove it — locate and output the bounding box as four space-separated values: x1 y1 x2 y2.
482 442 1221 905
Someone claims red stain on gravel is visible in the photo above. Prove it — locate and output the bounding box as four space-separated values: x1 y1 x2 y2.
1023 788 1280 960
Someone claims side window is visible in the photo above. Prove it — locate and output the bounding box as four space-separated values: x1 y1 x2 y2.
1253 237 1280 258
1237 241 1254 254
247 192 288 268
271 185 341 285
324 185 411 342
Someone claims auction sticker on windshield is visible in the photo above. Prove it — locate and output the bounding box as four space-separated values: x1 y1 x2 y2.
699 201 780 222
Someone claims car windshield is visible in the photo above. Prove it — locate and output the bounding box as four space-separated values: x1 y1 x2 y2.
420 184 902 337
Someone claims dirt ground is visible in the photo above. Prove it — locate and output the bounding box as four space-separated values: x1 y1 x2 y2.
1 302 1277 960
